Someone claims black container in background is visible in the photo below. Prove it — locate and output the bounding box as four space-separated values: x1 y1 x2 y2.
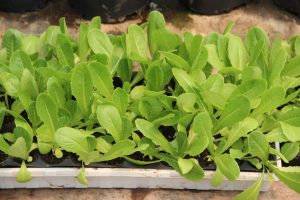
273 0 300 16
69 0 149 23
0 0 48 12
181 0 251 15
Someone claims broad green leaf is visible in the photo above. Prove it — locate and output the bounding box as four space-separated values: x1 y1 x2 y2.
147 10 166 54
214 154 240 181
215 96 251 132
251 86 285 117
178 158 193 174
112 88 129 114
97 104 123 141
281 143 299 161
172 68 206 110
204 73 224 93
211 168 224 187
87 29 113 57
265 128 288 143
89 16 101 29
0 71 19 97
95 140 136 162
282 55 300 77
19 69 39 110
76 166 88 186
145 64 164 91
55 127 98 163
47 77 65 108
2 29 22 59
71 63 93 113
217 117 258 154
278 108 300 127
8 137 28 160
205 44 225 68
228 35 248 68
177 93 197 113
234 172 264 200
135 119 175 155
21 35 38 55
109 45 125 74
88 62 114 99
36 93 59 133
16 161 32 183
231 79 267 100
78 23 90 61
13 127 32 150
56 34 74 68
153 29 181 52
248 131 269 162
268 165 300 193
59 17 67 34
268 41 287 86
161 51 190 71
280 122 300 142
9 50 33 79
126 24 148 63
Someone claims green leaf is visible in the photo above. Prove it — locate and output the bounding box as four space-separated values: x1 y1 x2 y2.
9 50 33 79
126 24 148 63
109 45 125 75
205 44 225 68
178 158 193 174
8 137 29 160
0 71 19 97
135 119 175 155
217 117 258 154
16 161 32 183
215 96 251 132
152 29 181 52
145 64 164 91
88 62 114 99
234 172 264 200
71 63 93 113
19 69 39 110
268 165 300 193
282 55 300 77
56 34 74 68
36 93 59 133
211 168 224 187
112 88 129 114
268 43 287 86
280 122 300 142
47 77 66 108
59 17 67 34
2 29 22 59
89 16 101 29
281 143 299 162
78 23 90 61
21 35 38 55
76 166 88 186
177 93 197 113
87 29 113 57
55 127 98 164
214 154 240 181
231 79 267 100
265 128 288 143
248 131 269 162
96 140 136 162
97 104 123 142
161 51 190 71
251 86 285 117
228 35 248 68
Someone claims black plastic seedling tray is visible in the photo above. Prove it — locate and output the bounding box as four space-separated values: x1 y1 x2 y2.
0 0 49 12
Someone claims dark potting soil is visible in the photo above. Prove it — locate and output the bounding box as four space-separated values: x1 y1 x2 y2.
0 151 7 163
113 77 123 89
159 126 176 142
0 0 49 12
283 153 300 167
40 151 68 165
0 114 15 133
